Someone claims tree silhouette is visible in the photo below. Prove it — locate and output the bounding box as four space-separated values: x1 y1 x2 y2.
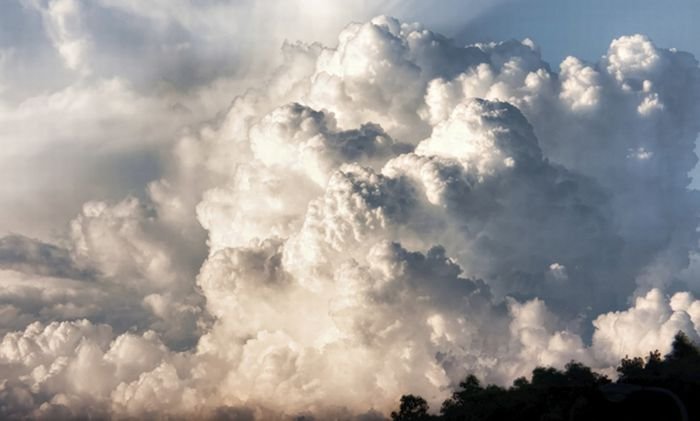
667 331 700 365
391 331 700 421
390 394 431 421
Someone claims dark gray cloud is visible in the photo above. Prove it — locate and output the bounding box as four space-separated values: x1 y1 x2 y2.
0 235 92 279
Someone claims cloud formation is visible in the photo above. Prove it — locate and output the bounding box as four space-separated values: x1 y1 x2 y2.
1 10 700 420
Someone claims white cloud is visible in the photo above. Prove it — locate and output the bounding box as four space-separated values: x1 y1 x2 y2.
29 0 92 75
0 8 700 419
592 289 700 365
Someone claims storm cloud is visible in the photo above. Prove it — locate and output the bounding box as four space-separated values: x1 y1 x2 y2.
1 3 700 419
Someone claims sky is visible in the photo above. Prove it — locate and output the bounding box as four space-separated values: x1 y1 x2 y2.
456 0 700 65
0 1 700 419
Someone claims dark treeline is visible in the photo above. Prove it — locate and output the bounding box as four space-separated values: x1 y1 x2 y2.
390 332 700 421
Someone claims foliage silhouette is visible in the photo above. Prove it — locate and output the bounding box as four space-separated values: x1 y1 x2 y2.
391 331 700 421
390 394 431 421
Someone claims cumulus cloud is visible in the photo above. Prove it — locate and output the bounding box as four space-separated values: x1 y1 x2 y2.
0 0 509 240
1 9 700 420
592 289 700 365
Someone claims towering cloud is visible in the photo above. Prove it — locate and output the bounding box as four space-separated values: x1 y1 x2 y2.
1 11 700 420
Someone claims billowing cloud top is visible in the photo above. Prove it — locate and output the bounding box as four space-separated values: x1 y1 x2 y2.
1 8 700 421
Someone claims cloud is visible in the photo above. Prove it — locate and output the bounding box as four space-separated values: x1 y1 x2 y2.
0 198 205 346
0 77 205 239
0 235 92 280
0 319 177 419
0 0 512 240
1 10 700 420
592 289 700 365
